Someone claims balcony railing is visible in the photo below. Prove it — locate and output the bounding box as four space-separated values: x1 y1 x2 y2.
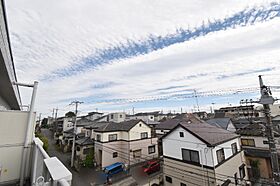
31 138 72 186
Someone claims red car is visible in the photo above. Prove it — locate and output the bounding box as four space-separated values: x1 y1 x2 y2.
143 160 160 174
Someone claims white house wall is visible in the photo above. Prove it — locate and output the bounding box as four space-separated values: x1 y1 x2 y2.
129 121 151 140
162 126 214 167
212 138 240 166
240 136 280 149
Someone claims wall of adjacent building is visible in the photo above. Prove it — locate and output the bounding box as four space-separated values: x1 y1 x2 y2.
0 95 10 110
0 110 35 184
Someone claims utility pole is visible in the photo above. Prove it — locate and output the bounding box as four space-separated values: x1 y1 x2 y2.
194 90 200 112
54 108 58 121
258 75 280 184
70 101 83 167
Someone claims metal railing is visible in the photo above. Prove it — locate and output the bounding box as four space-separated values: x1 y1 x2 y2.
31 138 72 186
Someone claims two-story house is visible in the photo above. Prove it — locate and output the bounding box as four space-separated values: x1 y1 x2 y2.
92 119 158 168
236 123 280 181
162 121 248 186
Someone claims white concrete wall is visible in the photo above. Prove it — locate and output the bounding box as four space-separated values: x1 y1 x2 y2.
108 112 126 123
162 126 214 167
0 110 36 184
63 117 73 132
212 138 240 166
155 129 170 135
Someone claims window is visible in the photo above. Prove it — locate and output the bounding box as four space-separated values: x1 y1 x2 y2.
133 149 142 158
182 149 200 164
139 123 142 127
76 146 80 151
239 164 245 179
180 183 187 186
83 148 91 154
179 132 184 137
148 145 155 154
96 134 101 142
216 148 225 164
165 176 172 183
86 130 90 137
141 132 148 139
111 114 114 119
241 139 255 147
120 114 122 118
109 134 117 141
231 143 238 155
263 140 269 144
113 152 118 158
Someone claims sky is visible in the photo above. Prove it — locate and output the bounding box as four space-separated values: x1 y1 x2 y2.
5 0 280 117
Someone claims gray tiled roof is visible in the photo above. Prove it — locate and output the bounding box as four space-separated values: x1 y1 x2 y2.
236 123 280 137
156 113 203 130
94 119 143 132
180 122 239 146
76 137 94 146
206 118 231 130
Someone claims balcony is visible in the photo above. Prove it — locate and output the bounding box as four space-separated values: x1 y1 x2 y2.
31 138 72 186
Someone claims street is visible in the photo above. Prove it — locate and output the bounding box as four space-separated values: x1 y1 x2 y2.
41 129 162 186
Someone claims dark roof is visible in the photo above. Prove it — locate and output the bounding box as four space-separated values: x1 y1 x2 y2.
88 111 103 115
76 137 94 146
236 123 280 137
94 119 145 132
64 128 74 134
161 118 239 147
134 111 160 116
206 118 231 130
76 118 93 127
156 113 203 130
84 122 110 129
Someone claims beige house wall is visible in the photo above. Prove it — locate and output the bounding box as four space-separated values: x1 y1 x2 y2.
163 158 216 186
215 151 248 186
95 138 158 168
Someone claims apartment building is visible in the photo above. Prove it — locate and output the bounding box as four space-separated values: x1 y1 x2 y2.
92 120 158 168
162 121 248 186
0 1 71 185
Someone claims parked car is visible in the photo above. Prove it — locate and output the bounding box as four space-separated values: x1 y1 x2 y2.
103 162 125 177
143 160 160 174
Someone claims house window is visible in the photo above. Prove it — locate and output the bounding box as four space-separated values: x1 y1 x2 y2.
109 134 117 141
180 183 186 186
111 114 114 119
86 130 90 137
182 149 200 164
139 123 142 127
113 152 118 158
239 164 246 179
96 134 101 142
263 140 269 144
148 145 155 154
141 132 148 139
76 146 80 151
120 114 122 118
231 143 238 155
133 149 142 158
83 148 91 155
241 139 255 147
165 176 172 183
216 148 225 164
179 132 184 137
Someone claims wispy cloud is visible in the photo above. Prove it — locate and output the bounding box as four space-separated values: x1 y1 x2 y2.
6 0 280 116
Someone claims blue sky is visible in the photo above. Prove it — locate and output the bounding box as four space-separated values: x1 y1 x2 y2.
5 0 280 116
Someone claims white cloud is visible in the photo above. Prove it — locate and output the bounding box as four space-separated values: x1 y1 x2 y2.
5 0 280 116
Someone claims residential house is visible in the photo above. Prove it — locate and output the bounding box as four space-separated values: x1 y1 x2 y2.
128 111 159 123
206 117 236 132
85 111 104 121
193 111 208 120
75 137 94 162
236 123 280 181
155 113 203 136
108 112 126 123
162 122 248 186
92 120 158 168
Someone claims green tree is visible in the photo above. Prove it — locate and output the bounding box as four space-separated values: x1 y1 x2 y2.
83 149 94 167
